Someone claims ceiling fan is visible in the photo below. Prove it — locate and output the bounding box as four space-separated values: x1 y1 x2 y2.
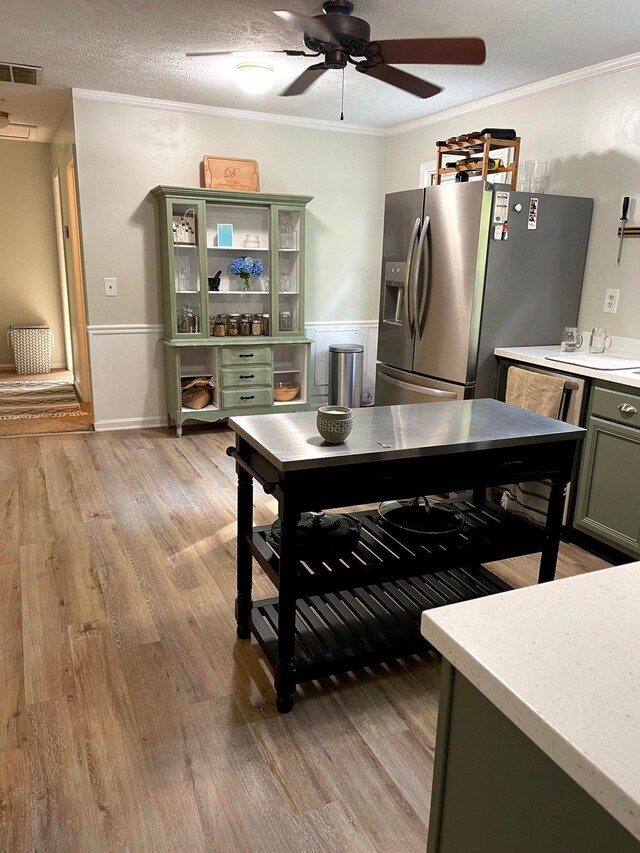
187 0 486 100
0 110 37 131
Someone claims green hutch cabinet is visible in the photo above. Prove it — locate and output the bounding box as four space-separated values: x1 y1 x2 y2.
152 186 313 435
573 380 640 558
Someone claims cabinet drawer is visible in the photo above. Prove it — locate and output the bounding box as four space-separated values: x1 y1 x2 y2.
220 366 272 389
220 387 273 409
591 386 640 429
220 346 272 366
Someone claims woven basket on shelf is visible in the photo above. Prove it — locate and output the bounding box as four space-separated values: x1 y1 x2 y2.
8 324 53 374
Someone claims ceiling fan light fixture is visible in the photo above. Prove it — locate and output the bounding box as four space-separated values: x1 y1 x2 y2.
235 63 275 94
0 111 10 129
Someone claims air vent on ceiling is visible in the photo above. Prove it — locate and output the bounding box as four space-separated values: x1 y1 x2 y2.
0 63 42 85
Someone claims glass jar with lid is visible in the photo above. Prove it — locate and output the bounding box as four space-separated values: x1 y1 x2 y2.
251 313 263 336
227 314 240 336
214 313 228 336
261 313 270 336
279 311 292 332
240 313 252 336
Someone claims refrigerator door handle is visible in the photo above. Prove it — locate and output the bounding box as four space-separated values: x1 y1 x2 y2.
410 216 430 337
416 215 431 334
378 372 457 398
405 217 421 334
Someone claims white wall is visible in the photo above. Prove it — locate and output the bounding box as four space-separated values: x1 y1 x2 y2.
73 97 387 326
0 140 66 368
71 95 387 427
386 62 640 340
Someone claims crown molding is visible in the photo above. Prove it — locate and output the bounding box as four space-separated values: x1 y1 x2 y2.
71 88 387 137
388 50 640 136
72 50 640 140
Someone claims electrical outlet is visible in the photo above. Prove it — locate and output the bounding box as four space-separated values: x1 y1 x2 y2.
604 288 619 314
104 277 117 297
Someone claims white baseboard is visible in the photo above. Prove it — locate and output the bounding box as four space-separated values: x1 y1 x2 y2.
94 415 168 432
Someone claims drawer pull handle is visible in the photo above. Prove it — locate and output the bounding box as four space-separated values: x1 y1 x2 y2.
239 374 255 380
618 403 638 415
240 395 255 401
238 353 254 359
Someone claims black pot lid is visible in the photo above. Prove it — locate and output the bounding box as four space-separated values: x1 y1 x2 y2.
270 511 361 554
378 497 464 537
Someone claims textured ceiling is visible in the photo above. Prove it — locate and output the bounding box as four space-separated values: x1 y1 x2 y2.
1 0 640 128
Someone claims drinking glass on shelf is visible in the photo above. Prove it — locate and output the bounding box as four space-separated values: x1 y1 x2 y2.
518 160 534 192
530 160 549 194
280 271 291 293
560 326 583 352
177 259 191 291
279 214 293 249
589 328 613 354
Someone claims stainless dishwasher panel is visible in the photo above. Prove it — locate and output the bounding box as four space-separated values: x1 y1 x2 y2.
375 363 473 406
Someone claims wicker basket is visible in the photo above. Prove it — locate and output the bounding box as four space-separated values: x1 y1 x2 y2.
8 324 52 374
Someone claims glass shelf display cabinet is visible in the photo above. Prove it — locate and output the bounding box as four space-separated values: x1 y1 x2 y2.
152 186 313 435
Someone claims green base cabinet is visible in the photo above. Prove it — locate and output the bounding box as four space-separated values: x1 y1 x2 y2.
152 186 314 434
427 663 640 853
574 382 640 558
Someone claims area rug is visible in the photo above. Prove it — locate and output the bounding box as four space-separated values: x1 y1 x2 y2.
0 380 81 418
0 371 93 436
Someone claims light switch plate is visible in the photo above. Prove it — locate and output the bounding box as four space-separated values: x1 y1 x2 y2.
104 277 117 297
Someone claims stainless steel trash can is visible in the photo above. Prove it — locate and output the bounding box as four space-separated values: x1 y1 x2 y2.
328 343 364 408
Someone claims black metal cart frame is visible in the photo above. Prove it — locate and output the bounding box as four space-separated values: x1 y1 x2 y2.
228 402 583 713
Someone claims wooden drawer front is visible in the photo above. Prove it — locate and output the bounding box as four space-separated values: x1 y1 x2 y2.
591 386 640 429
220 387 273 409
220 366 272 389
220 346 272 367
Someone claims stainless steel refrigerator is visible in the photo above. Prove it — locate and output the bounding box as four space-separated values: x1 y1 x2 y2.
375 181 593 404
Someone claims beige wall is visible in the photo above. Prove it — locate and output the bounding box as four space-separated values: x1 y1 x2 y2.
0 140 66 367
386 65 640 339
72 98 387 327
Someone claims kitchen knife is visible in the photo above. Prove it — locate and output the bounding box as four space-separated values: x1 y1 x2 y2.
617 196 629 266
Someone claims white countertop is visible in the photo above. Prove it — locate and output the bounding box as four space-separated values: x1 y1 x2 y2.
421 563 640 841
495 344 640 390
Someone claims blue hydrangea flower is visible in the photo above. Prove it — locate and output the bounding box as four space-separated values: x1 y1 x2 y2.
230 256 263 291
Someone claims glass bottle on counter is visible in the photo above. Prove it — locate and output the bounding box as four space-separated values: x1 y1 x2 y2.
251 313 263 336
261 313 270 336
227 314 239 336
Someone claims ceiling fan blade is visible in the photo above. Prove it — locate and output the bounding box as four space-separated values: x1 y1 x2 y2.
274 10 340 46
186 49 306 57
357 62 441 99
281 62 329 96
10 121 38 129
365 38 486 65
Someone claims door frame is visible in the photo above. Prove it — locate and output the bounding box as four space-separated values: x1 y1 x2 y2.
63 151 92 403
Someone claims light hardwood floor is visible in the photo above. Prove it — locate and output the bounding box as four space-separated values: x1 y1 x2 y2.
0 426 610 852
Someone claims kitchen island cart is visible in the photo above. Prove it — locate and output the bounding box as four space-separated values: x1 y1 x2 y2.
228 400 584 712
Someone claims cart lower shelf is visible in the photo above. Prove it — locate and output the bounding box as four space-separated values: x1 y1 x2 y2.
249 563 511 683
